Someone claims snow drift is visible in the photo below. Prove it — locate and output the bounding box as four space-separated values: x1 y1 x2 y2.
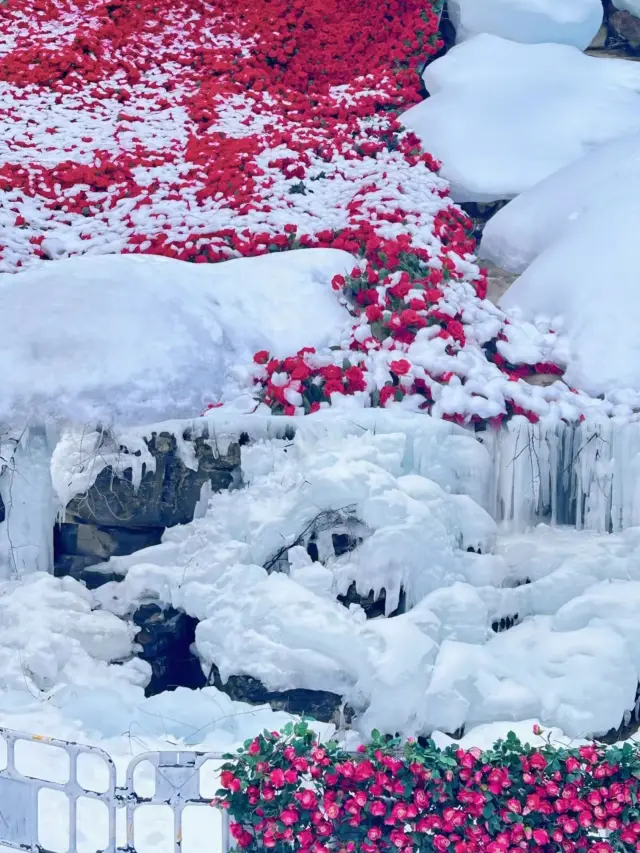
0 250 353 427
400 35 640 202
480 131 640 273
447 0 603 49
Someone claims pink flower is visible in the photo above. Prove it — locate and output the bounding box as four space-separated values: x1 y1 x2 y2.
280 809 298 826
532 829 549 845
269 769 285 788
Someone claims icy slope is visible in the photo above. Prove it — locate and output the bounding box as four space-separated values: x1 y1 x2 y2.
0 250 353 426
400 35 640 202
447 0 603 49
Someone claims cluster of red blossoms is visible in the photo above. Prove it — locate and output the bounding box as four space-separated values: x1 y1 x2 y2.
1 0 568 424
214 724 640 853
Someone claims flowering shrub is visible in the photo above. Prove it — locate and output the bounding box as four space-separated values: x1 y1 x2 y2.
214 724 640 853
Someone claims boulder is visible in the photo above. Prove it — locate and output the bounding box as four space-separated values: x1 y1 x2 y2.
55 429 241 584
207 663 353 724
133 603 206 695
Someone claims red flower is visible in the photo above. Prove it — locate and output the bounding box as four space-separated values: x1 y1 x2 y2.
530 753 548 771
332 274 346 291
253 350 270 365
220 771 241 792
365 304 383 323
389 359 410 375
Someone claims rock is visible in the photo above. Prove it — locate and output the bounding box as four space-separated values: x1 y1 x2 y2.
207 663 353 723
608 8 640 53
133 603 206 695
0 492 4 525
459 200 509 240
65 431 241 530
480 260 518 305
55 429 241 585
54 522 164 587
523 373 564 387
588 22 608 48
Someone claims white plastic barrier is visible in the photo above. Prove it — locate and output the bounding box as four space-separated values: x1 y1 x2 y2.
0 728 230 853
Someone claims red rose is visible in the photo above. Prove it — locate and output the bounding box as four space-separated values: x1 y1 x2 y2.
253 350 270 365
365 304 383 323
324 379 345 396
332 274 345 291
389 359 410 375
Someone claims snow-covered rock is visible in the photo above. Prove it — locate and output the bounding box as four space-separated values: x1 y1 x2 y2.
400 34 640 202
500 195 640 395
613 0 640 17
0 250 353 427
480 131 640 273
448 0 603 49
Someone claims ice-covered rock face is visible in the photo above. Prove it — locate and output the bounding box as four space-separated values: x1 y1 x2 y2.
400 34 640 202
78 418 640 740
448 0 603 49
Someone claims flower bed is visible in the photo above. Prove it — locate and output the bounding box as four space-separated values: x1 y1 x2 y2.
214 724 640 853
1 0 595 424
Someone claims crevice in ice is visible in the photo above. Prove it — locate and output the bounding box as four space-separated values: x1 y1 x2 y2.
491 613 521 633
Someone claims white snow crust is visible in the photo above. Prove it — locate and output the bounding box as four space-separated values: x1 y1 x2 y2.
447 0 603 49
400 35 640 202
480 131 640 273
500 195 640 395
0 250 353 427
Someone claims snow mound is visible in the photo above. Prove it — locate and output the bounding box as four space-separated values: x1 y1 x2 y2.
500 195 640 395
0 250 353 427
87 422 640 738
400 35 640 202
0 572 147 696
480 131 640 273
448 0 602 49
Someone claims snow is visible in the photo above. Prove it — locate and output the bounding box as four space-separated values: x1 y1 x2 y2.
447 0 603 49
0 250 353 427
499 195 640 395
480 131 640 273
400 35 640 202
613 0 640 15
57 421 640 739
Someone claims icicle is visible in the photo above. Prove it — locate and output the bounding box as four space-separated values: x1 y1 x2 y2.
0 425 57 577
